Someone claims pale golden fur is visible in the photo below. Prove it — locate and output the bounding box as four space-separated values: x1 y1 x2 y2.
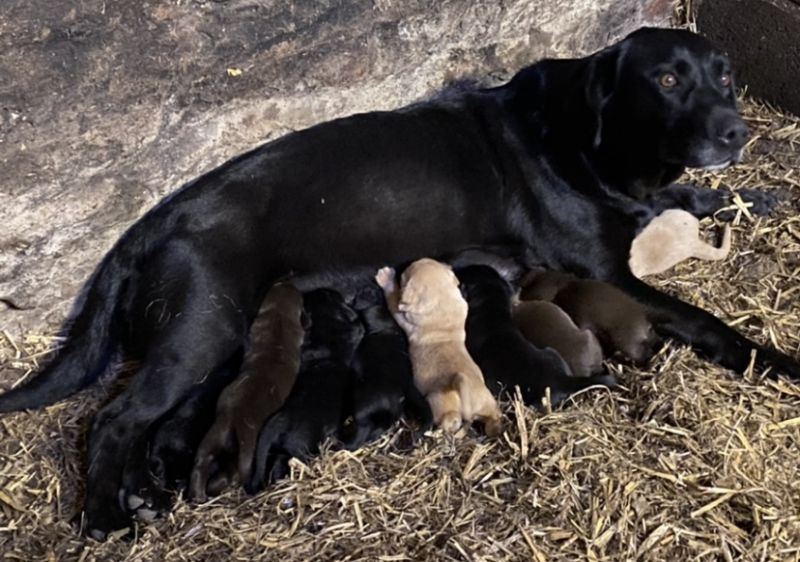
375 259 502 436
629 209 732 278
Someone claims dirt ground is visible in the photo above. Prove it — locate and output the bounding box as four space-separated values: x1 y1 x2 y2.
0 97 799 561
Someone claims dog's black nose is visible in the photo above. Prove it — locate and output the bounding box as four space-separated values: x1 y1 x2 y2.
716 117 750 148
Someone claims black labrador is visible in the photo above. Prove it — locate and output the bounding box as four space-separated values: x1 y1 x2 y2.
246 288 362 493
457 265 616 407
340 284 432 450
1 27 796 538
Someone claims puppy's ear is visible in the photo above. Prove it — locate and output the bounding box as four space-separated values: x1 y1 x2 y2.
584 42 627 148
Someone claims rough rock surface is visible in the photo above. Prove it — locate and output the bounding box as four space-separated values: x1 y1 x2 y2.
0 0 671 335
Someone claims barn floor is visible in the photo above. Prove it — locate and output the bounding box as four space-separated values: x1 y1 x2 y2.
1 98 799 561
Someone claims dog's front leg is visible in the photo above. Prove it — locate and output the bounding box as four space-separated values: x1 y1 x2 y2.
646 183 779 220
612 273 800 380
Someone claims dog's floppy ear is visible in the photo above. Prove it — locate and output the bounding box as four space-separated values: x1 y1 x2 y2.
584 42 627 148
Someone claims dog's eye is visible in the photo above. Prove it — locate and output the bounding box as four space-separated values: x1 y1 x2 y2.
720 73 732 87
658 73 677 88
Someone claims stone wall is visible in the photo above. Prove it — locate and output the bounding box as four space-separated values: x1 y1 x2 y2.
0 0 673 334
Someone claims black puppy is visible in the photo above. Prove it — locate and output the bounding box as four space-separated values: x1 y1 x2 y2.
246 288 363 493
340 284 432 450
2 28 797 537
457 266 616 408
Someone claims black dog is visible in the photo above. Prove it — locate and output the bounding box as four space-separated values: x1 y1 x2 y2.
457 266 616 407
340 284 432 450
246 289 362 493
1 28 797 537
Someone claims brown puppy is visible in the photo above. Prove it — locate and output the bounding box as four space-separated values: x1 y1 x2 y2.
376 259 502 436
512 300 604 377
519 271 657 364
189 283 304 501
629 209 732 278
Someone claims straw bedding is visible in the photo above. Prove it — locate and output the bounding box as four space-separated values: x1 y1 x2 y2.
1 98 799 561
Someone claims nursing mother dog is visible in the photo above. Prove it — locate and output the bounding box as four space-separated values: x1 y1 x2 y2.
0 27 797 539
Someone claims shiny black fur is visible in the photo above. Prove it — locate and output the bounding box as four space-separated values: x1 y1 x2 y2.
0 28 795 538
341 284 432 449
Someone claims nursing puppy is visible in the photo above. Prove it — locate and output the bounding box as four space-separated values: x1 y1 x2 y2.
246 288 362 493
520 271 657 363
630 209 732 277
458 266 616 407
512 300 604 377
189 283 304 501
376 259 502 436
342 284 432 449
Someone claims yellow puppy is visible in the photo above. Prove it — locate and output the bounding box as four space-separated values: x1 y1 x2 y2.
629 209 731 278
375 259 502 436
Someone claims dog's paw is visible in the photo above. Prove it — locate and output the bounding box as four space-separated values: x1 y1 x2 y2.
84 494 134 542
717 188 781 221
122 457 174 523
374 267 396 290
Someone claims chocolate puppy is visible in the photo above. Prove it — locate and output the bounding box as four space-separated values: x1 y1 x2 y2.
246 288 363 493
520 271 658 364
512 300 604 377
341 284 432 449
458 266 616 408
189 283 304 501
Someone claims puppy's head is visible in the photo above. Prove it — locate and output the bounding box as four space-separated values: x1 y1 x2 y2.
301 289 363 353
583 28 748 195
399 259 466 327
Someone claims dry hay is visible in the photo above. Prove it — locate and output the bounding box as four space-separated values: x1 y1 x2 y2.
1 98 800 562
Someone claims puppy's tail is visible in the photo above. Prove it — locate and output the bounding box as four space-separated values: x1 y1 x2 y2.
0 239 138 413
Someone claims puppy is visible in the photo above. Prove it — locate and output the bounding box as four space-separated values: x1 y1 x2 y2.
630 209 732 277
512 300 604 377
189 283 304 501
519 271 658 363
375 259 502 436
246 288 363 493
341 283 432 449
458 265 616 408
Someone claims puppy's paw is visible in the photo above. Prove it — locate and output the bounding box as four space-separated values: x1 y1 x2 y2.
437 412 463 434
375 267 396 290
482 415 503 437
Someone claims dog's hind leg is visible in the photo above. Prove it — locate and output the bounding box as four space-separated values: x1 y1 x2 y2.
82 271 252 539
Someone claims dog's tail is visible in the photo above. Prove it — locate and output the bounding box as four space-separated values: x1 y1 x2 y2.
0 236 140 413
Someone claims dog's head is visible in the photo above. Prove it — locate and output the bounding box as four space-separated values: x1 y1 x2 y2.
539 28 748 197
599 28 746 192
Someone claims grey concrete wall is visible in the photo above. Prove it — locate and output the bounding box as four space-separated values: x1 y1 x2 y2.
0 0 673 335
